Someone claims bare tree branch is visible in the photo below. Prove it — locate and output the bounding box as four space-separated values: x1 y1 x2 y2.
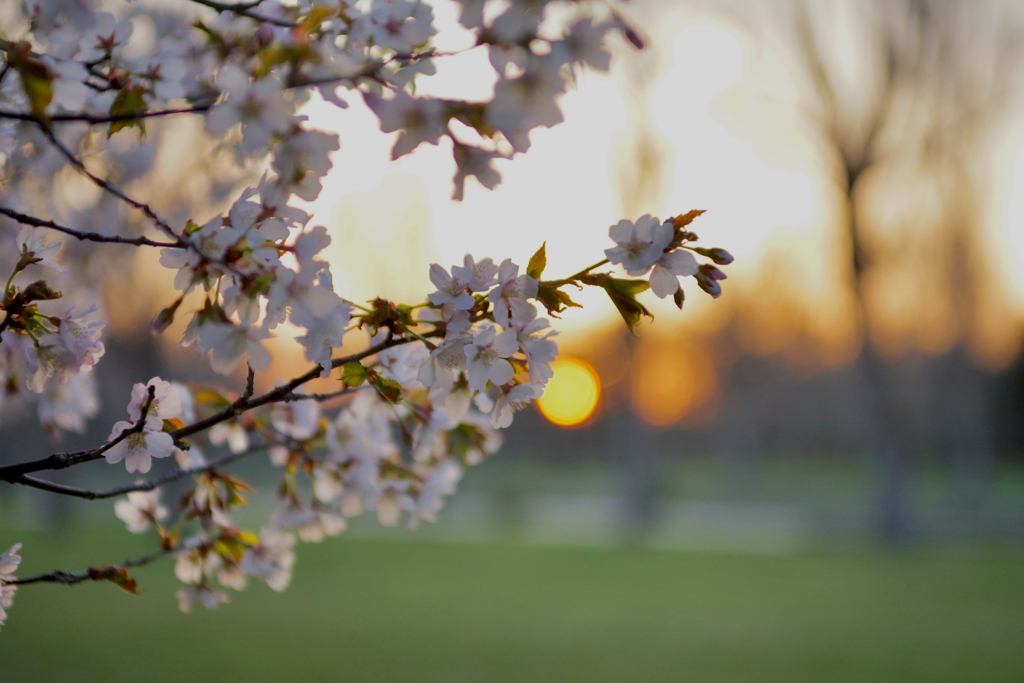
0 104 212 124
0 386 155 482
0 206 179 248
281 387 358 403
10 446 266 500
9 550 168 587
188 0 299 28
0 332 436 481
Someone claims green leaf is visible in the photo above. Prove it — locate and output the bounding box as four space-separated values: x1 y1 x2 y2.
580 273 653 335
341 361 367 387
609 278 649 297
673 287 685 310
526 242 547 280
373 375 402 404
108 86 149 138
20 280 62 302
535 282 582 318
8 43 53 119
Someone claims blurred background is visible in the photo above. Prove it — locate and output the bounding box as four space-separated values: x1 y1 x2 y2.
3 0 1024 680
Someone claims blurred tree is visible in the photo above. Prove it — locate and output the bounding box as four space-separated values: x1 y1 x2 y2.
793 0 1024 539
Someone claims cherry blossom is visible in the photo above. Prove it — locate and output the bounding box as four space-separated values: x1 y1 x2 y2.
464 325 517 391
104 422 174 474
491 382 540 428
649 249 700 299
197 320 272 375
0 0 734 623
367 91 447 159
176 586 229 613
114 489 169 534
488 259 539 328
16 227 64 273
127 377 183 430
604 215 673 276
0 543 21 629
240 530 296 592
205 66 295 157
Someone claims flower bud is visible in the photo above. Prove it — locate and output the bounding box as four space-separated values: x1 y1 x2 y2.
256 23 276 48
695 270 722 299
693 246 734 265
699 264 727 281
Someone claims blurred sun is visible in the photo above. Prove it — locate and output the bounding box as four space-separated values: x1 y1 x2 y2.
536 358 601 427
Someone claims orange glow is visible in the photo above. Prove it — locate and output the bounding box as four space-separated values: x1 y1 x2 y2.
629 340 718 427
537 358 601 427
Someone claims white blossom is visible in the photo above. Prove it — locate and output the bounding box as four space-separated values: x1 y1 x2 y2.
0 543 21 630
16 226 64 273
604 215 673 276
367 91 447 159
205 66 295 157
127 376 183 430
176 586 229 612
427 263 475 310
114 489 169 533
490 382 540 428
463 325 517 391
365 479 415 526
197 320 271 376
240 529 295 591
105 421 174 474
649 249 700 299
487 259 538 329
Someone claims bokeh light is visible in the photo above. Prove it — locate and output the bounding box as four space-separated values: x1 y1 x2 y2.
629 340 718 427
536 358 601 427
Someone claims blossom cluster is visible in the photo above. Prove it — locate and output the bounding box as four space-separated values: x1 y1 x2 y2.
0 0 736 627
0 543 21 630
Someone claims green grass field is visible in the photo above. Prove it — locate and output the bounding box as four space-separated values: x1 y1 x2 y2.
1 526 1023 682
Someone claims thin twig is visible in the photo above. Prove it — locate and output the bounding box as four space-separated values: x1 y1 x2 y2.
0 206 178 248
0 104 212 125
9 550 168 587
36 123 253 280
282 387 358 403
0 386 155 482
39 126 181 243
0 333 436 480
188 0 298 28
12 446 264 500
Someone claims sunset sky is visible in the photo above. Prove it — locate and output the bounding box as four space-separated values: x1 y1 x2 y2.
165 0 1024 425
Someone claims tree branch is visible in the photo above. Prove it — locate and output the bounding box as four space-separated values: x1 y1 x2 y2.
38 126 182 242
35 123 254 280
281 387 358 403
0 385 155 482
0 206 179 248
11 446 265 500
9 550 168 587
187 0 298 28
0 104 212 125
0 333 435 481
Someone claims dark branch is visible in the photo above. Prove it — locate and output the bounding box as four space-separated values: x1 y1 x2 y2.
0 206 179 248
0 104 212 125
172 331 432 439
0 333 435 481
188 0 298 28
39 126 182 243
0 386 155 482
10 550 168 587
282 387 358 403
36 123 252 280
12 446 263 500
